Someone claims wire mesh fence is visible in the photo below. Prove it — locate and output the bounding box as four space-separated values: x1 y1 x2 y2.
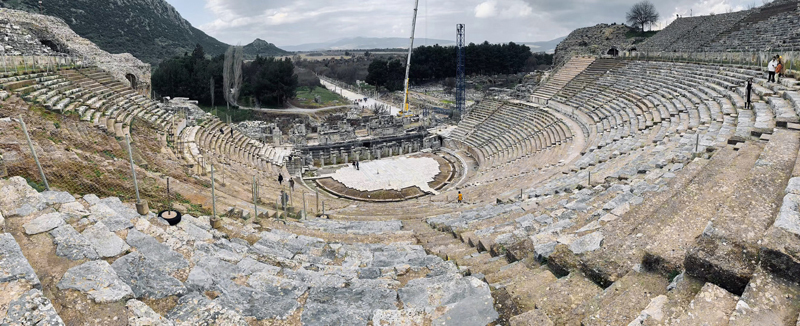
0 110 179 213
0 106 316 221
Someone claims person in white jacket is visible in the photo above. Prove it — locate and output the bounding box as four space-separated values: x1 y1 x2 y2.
768 56 778 83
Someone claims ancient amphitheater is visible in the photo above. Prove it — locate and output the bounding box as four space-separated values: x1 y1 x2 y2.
4 1 800 325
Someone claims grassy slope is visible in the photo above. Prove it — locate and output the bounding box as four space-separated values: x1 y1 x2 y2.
292 86 349 108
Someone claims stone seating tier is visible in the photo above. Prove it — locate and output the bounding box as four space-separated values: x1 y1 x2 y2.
0 177 498 325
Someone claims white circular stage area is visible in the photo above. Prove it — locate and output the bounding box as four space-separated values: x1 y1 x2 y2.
314 153 455 202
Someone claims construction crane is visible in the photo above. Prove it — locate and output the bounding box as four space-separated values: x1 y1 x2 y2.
400 0 420 116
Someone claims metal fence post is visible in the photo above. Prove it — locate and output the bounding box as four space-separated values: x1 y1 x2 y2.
125 134 140 203
696 133 700 153
20 116 49 191
252 176 258 219
211 163 217 218
302 192 307 219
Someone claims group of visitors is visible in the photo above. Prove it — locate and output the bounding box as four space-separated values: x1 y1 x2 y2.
768 55 784 83
352 160 360 170
277 173 294 190
744 55 787 109
354 97 370 108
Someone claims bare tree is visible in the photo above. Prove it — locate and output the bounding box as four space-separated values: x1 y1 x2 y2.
627 1 660 31
223 46 243 108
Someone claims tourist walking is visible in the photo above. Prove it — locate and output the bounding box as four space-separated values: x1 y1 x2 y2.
289 178 295 190
768 56 778 83
776 56 784 83
278 173 284 185
745 79 752 109
458 191 463 204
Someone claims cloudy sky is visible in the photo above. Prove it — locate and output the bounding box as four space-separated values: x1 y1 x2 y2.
165 0 762 47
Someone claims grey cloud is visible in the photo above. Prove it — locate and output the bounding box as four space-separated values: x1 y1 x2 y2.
179 0 766 47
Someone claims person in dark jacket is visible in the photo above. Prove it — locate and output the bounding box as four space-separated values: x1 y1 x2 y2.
278 174 284 185
745 79 752 109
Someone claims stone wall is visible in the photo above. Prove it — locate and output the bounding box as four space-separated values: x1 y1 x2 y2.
554 24 645 64
0 9 151 94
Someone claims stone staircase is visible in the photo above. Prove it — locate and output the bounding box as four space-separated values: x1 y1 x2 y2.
530 56 595 104
553 59 626 102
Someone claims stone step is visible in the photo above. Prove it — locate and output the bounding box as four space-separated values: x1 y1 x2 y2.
728 267 800 325
685 129 800 295
641 143 762 275
578 271 669 326
671 282 739 325
760 153 800 285
503 266 559 313
630 272 705 325
509 309 554 326
528 271 603 325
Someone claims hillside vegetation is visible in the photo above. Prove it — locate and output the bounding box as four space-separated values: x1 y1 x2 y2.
0 0 285 64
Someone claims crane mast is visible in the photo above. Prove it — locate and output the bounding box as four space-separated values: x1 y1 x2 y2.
401 0 420 116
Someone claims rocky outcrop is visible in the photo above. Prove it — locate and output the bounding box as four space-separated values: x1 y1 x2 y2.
554 24 644 64
0 0 231 65
0 9 151 93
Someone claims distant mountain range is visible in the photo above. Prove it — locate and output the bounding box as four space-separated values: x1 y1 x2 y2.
519 37 566 54
282 37 456 52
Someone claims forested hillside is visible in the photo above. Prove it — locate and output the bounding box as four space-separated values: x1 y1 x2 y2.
0 0 267 65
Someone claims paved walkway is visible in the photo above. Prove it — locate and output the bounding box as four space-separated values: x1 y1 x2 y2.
320 79 401 115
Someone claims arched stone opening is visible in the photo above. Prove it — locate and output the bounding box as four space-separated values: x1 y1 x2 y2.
607 48 620 56
125 73 138 90
39 40 60 52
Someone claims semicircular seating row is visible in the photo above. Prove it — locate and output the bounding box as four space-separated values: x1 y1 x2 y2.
450 100 573 168
177 118 292 173
0 68 174 137
0 66 292 172
419 60 800 324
